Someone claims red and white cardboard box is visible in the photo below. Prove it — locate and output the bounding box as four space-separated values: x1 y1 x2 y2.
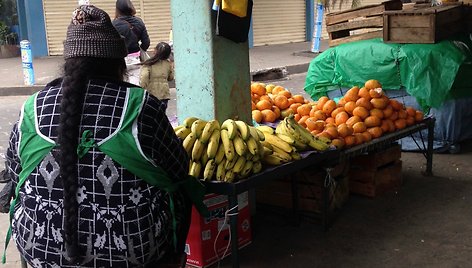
185 192 252 268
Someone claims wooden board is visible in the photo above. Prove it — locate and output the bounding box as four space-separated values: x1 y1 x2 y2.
350 143 402 170
329 30 383 48
327 16 384 32
326 0 403 25
349 160 402 198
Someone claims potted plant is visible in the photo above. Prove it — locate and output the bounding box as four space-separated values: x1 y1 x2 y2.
0 21 19 58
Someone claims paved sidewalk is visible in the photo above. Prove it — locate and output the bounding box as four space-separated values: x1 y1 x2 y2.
0 41 329 96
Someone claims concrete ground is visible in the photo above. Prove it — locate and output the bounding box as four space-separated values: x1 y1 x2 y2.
0 43 471 268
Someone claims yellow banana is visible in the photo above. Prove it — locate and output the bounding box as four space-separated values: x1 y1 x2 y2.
225 154 239 170
191 119 208 138
201 148 209 166
232 155 246 174
239 160 253 178
309 136 330 151
262 154 287 166
316 135 332 144
220 129 235 161
233 134 247 157
203 159 216 181
173 125 185 132
191 139 206 161
246 136 259 155
182 132 197 156
257 125 274 135
200 120 220 144
252 161 262 173
224 170 236 183
290 151 302 160
183 117 199 128
272 146 293 162
276 133 295 145
216 159 226 181
283 117 309 144
249 126 265 141
221 119 237 140
215 143 225 164
235 120 250 141
175 127 191 140
206 129 221 159
262 145 273 157
263 132 293 153
261 140 273 150
189 161 202 178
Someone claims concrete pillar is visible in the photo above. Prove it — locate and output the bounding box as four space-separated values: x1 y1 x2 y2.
170 0 251 124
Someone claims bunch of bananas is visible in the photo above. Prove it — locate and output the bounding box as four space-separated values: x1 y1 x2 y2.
275 115 331 152
174 117 265 182
256 125 302 166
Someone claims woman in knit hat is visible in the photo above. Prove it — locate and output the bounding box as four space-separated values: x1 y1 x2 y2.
3 5 206 267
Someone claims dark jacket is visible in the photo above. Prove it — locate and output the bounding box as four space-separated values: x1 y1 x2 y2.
113 15 150 53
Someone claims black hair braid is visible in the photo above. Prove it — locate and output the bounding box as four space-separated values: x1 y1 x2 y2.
58 57 126 264
142 42 171 66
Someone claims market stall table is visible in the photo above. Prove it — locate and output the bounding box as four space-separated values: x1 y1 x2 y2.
201 117 435 268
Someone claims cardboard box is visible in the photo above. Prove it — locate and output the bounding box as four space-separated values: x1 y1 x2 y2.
185 192 252 268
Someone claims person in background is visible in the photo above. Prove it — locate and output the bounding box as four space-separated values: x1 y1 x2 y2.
3 5 206 267
112 0 150 85
140 42 174 110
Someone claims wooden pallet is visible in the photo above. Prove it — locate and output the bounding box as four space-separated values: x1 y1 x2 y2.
256 162 350 213
349 143 403 198
326 0 403 47
383 3 466 43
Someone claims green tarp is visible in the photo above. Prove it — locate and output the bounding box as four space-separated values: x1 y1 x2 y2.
304 37 472 110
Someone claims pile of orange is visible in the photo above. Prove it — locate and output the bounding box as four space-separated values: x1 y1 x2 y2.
251 82 310 123
294 79 424 149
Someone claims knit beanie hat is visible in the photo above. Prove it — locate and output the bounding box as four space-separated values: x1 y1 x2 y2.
63 5 128 59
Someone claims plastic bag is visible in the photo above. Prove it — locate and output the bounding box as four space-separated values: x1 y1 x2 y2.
222 0 248 17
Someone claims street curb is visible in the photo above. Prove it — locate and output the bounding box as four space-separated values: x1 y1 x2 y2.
0 63 311 97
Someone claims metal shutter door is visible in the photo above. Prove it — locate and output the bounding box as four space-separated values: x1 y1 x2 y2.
142 0 172 50
252 0 306 46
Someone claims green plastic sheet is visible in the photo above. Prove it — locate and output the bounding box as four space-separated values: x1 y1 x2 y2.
304 37 472 110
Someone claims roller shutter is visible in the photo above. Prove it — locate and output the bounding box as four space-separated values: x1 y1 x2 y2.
43 0 166 56
252 0 306 46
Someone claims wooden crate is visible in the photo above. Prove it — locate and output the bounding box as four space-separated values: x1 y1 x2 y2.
256 161 350 214
383 4 466 43
349 143 403 197
326 0 403 47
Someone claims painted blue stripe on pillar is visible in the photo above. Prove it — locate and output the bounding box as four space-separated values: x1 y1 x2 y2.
24 0 48 57
248 17 254 48
306 0 314 41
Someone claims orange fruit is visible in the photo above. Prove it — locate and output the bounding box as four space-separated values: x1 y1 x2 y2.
265 84 276 93
312 109 326 121
370 97 388 109
394 118 407 130
380 120 390 133
273 95 290 110
398 109 407 119
338 98 347 106
344 101 356 115
317 132 332 140
406 116 415 126
353 133 364 145
364 79 382 90
272 86 286 95
406 107 416 117
251 101 256 110
344 86 360 102
272 106 281 119
383 105 394 118
361 131 372 142
335 111 349 126
297 104 312 116
280 108 294 118
325 117 335 125
287 97 295 106
344 135 356 147
369 88 383 98
358 87 371 100
252 110 263 123
294 113 301 122
256 99 272 111
415 111 424 122
370 108 384 119
290 103 302 114
352 106 369 120
331 107 346 118
386 119 396 133
390 111 399 121
305 117 318 131
251 93 260 102
261 109 277 123
337 123 353 138
331 138 345 149
316 96 329 110
356 97 373 110
364 116 381 128
390 99 404 111
313 120 326 131
278 90 292 99
346 115 362 127
324 126 339 139
311 129 322 136
292 94 305 104
352 122 367 133
367 126 383 138
260 94 272 103
251 83 266 96
322 100 337 116
298 115 310 128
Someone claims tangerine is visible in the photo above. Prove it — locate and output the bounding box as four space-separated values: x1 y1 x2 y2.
252 110 263 123
370 108 384 119
406 106 416 117
316 96 329 110
322 100 337 116
369 88 383 98
294 113 301 122
317 132 332 140
364 79 382 90
390 111 399 121
358 87 371 100
356 97 374 110
335 111 349 126
278 90 292 98
297 104 312 116
364 116 381 128
344 101 357 115
324 126 339 139
352 122 367 133
353 133 364 145
361 131 372 142
313 120 326 131
261 109 277 123
352 106 369 119
313 110 326 121
298 115 310 128
305 117 318 131
370 97 388 109
251 83 266 96
383 105 394 118
346 115 362 126
344 86 360 102
380 120 390 133
406 116 415 126
398 109 407 119
272 106 281 119
390 99 404 111
415 111 424 122
292 94 305 103
256 99 272 111
325 117 335 125
337 123 353 137
331 107 346 118
290 103 302 114
344 135 356 147
394 118 407 130
272 86 286 95
273 95 290 110
280 108 294 118
331 138 345 149
367 126 383 138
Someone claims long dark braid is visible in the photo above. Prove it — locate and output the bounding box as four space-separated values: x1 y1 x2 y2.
142 42 171 66
58 57 126 263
